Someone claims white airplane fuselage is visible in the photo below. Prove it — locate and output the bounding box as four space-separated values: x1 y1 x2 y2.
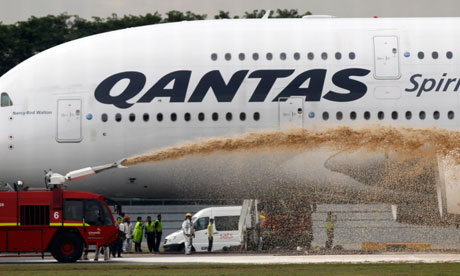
0 17 459 199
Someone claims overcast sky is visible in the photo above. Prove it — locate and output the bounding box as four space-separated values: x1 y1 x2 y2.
0 0 459 24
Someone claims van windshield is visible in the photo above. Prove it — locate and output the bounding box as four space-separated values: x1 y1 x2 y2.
1 93 13 107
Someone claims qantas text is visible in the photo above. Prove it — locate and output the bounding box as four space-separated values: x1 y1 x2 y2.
95 69 371 109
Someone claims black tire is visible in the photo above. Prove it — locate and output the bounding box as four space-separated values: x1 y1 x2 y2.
178 243 185 253
51 232 84 263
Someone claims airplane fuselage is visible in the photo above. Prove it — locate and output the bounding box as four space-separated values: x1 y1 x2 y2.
0 17 459 199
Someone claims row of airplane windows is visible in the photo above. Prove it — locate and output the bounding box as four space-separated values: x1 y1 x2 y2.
318 110 455 121
416 51 453 60
211 52 357 61
100 112 261 123
210 51 454 61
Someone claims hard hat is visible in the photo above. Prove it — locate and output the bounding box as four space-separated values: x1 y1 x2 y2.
124 216 130 220
186 213 192 217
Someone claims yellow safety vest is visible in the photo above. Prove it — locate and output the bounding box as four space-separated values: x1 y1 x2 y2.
145 221 155 233
326 219 334 230
155 220 162 232
207 223 213 237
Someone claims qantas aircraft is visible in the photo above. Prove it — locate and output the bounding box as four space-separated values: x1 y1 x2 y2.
1 16 460 224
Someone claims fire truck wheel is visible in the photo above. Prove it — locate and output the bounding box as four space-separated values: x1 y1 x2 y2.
51 232 84 263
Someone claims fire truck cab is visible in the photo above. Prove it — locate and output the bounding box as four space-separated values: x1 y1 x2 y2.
0 187 118 262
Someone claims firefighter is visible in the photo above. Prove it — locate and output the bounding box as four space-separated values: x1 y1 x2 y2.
154 214 163 252
182 213 194 255
207 218 214 252
133 216 144 253
123 216 134 253
325 211 337 249
145 216 155 252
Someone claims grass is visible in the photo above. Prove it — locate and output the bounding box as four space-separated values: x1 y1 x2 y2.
1 263 460 276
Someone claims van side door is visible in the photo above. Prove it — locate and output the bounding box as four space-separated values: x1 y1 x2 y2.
192 217 209 252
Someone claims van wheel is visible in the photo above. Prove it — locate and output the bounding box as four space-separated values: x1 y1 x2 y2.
178 243 185 253
51 232 83 263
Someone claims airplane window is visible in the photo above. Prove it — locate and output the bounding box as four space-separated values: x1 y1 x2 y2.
378 111 384 120
157 113 163 122
405 111 412 120
280 52 287 60
350 111 356 120
419 111 426 120
322 112 329 121
143 113 149 122
336 111 343 120
448 111 455 120
212 112 219 121
240 112 246 121
307 52 314 60
364 111 370 120
252 53 259 60
349 52 356 60
115 113 122 122
432 52 439 59
225 53 231 61
239 53 245 61
253 112 260 121
321 52 328 60
266 53 273 60
211 53 218 61
198 112 205 121
184 113 191 121
226 112 232 121
171 113 177 122
447 51 453 59
294 52 300 60
129 113 135 122
433 111 440 120
1 93 13 107
391 111 398 120
418 52 424 59
101 113 108 122
335 52 342 60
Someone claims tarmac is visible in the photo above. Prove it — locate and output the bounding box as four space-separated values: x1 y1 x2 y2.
2 253 460 264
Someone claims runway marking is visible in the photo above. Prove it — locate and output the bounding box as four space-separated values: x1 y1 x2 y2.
112 254 460 264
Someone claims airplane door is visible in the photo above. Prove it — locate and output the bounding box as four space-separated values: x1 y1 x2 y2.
373 36 401 80
56 99 82 143
279 97 304 128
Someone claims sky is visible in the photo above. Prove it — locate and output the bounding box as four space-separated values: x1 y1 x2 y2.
0 0 459 24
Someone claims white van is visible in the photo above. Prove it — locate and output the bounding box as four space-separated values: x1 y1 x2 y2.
164 206 242 252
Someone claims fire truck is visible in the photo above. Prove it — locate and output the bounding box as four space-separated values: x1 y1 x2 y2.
0 161 124 262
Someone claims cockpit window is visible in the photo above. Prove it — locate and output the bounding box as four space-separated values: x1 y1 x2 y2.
1 93 13 107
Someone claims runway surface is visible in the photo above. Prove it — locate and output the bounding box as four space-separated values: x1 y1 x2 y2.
2 253 460 264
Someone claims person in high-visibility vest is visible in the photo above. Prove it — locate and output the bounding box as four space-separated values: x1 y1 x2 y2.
182 213 194 255
154 214 163 252
145 216 155 252
207 218 215 252
325 211 337 249
133 216 144 253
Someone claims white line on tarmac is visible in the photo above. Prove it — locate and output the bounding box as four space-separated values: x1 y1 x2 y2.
113 254 460 264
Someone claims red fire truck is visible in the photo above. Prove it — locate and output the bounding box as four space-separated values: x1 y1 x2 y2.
0 161 124 262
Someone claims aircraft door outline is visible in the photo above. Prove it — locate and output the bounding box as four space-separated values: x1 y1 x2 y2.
278 97 304 128
56 98 82 143
373 36 401 80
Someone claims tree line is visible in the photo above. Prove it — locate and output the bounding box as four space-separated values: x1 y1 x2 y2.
0 9 311 76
